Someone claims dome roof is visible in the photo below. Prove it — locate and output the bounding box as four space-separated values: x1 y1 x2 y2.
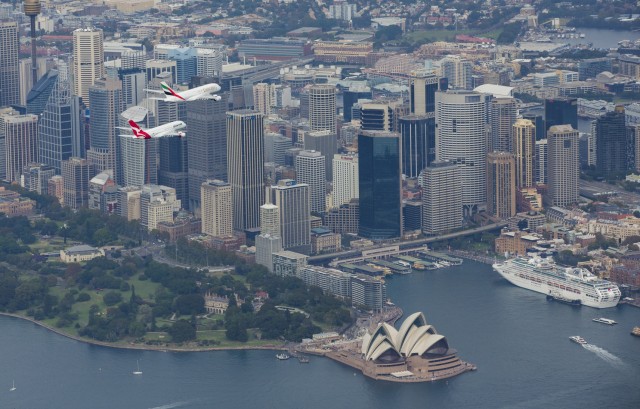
362 312 450 361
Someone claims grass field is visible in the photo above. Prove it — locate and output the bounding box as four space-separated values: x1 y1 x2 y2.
144 329 277 348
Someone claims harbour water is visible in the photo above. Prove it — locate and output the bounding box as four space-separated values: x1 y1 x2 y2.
1 261 639 408
550 28 640 49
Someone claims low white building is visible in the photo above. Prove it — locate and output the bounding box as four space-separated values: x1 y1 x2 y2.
60 245 105 263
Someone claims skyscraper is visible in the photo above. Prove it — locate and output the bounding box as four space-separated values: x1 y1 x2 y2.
21 163 54 195
252 83 274 116
358 130 402 240
440 56 473 90
72 28 104 106
62 157 95 210
140 184 181 231
260 202 281 237
399 114 435 178
295 150 326 213
547 125 579 207
545 98 577 131
38 65 84 174
0 21 19 107
332 153 359 208
535 139 548 185
486 152 516 219
2 113 38 183
360 99 405 132
26 69 58 116
87 78 122 181
120 137 158 187
596 106 627 178
159 137 189 207
513 119 536 189
304 129 337 180
308 85 336 133
268 179 311 254
522 112 546 141
435 91 491 216
227 110 264 231
186 93 228 211
343 84 371 122
421 161 462 234
201 179 233 237
491 97 517 152
409 71 439 115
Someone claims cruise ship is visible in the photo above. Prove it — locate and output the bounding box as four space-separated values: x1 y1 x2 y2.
493 257 621 309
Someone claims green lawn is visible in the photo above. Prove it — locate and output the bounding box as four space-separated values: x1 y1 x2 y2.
144 329 279 348
404 29 472 44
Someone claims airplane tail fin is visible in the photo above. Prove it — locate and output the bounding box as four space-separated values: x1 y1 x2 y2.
160 82 175 97
128 120 148 138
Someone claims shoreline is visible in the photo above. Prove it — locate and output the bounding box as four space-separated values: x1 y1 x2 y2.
0 312 287 353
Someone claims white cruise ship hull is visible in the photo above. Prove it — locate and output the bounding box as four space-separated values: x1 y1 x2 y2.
494 264 619 309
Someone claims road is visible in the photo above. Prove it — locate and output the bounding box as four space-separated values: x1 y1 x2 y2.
132 242 234 272
308 222 508 264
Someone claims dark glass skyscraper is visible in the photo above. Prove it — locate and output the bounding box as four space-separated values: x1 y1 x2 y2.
545 98 577 132
186 92 228 211
343 86 371 122
399 115 435 178
38 68 84 174
159 137 189 207
27 70 58 116
358 130 402 240
522 112 545 141
596 106 627 178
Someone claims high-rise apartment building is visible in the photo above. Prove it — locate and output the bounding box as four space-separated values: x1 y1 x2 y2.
399 114 435 178
252 83 274 116
547 125 579 207
2 113 38 183
0 21 20 107
545 98 577 131
186 93 228 211
260 202 281 236
48 175 64 205
421 161 462 234
255 202 283 272
332 153 359 208
303 129 337 180
513 119 536 189
140 184 181 231
491 97 517 152
268 179 311 253
358 130 402 240
120 137 158 187
435 91 491 216
117 186 141 221
87 78 122 181
62 157 95 210
295 150 326 213
72 28 104 106
440 56 472 90
21 163 55 195
195 46 224 78
227 110 264 231
308 85 336 133
201 179 232 237
596 106 627 178
486 152 516 219
535 139 548 185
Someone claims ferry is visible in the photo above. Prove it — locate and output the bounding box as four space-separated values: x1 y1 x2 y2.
569 336 587 345
276 353 290 360
631 327 640 337
592 318 617 325
492 257 621 309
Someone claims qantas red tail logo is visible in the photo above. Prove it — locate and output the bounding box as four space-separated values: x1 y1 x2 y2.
128 120 151 139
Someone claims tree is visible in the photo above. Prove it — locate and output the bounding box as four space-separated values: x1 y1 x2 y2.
174 294 205 315
103 291 122 306
168 319 196 342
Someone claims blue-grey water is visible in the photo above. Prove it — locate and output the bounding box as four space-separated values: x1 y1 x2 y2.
1 261 639 409
552 28 640 49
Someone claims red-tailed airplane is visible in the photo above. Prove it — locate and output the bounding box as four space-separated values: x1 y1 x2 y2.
118 120 186 139
146 81 222 102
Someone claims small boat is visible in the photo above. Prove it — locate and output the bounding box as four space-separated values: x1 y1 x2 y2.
569 336 587 345
276 353 290 360
592 318 617 325
9 380 16 391
630 326 640 337
133 360 143 375
297 356 310 363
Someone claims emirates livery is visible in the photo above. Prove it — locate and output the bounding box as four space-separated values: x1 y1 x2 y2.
118 120 186 139
147 82 222 102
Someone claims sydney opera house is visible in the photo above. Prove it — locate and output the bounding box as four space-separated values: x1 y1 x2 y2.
329 312 474 382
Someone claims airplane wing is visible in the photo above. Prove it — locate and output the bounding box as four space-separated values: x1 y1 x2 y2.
143 89 165 94
149 97 169 101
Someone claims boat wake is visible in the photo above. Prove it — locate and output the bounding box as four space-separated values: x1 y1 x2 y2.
582 344 628 369
147 400 195 409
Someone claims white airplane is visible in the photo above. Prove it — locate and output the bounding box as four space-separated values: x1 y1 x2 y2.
118 119 186 139
146 81 222 102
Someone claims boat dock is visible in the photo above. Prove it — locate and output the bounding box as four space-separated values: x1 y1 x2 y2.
418 251 463 266
393 255 438 270
366 259 411 275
